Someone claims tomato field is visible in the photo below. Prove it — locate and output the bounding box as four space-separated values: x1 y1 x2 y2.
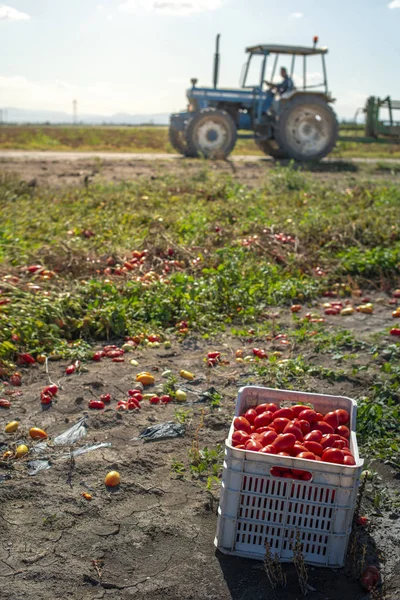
0 156 399 600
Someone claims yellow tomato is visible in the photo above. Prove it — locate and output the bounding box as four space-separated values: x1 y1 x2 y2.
5 421 19 434
29 427 48 440
105 471 121 487
15 444 29 458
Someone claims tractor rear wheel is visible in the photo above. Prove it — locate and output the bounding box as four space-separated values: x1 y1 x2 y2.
169 126 196 157
185 109 237 159
274 94 338 161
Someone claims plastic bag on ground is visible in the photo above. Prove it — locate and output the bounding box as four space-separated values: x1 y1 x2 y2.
54 417 88 446
71 442 111 457
28 460 51 476
138 422 185 442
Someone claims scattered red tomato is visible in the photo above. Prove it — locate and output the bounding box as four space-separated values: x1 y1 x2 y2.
10 373 22 386
66 364 76 375
92 352 102 362
116 401 128 411
357 516 368 527
17 353 35 365
160 394 173 403
390 328 400 336
0 399 11 409
88 400 105 410
41 391 53 405
360 566 380 591
43 384 58 396
100 394 111 403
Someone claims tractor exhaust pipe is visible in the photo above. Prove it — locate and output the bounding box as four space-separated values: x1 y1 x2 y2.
213 34 221 89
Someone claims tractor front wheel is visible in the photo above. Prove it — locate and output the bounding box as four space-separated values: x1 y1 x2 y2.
185 109 237 159
275 94 338 161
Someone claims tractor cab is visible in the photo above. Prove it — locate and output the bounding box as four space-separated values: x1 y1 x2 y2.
169 36 338 161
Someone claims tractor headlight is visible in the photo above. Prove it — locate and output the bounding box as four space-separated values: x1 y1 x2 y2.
188 103 195 112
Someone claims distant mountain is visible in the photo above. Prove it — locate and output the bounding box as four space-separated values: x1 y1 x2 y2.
2 107 170 125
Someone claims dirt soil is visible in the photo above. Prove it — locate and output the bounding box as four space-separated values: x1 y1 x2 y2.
0 154 400 188
1 302 400 600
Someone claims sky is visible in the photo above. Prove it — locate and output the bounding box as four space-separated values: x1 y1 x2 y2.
1 0 400 120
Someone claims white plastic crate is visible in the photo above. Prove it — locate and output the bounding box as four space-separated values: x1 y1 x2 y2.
215 386 364 567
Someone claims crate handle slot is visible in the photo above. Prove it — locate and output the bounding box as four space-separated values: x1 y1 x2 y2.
270 466 313 482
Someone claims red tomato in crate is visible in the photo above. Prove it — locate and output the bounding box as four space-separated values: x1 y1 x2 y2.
295 419 311 434
277 452 291 457
270 467 283 477
271 417 290 433
304 430 323 443
315 413 324 421
291 468 307 478
244 409 257 424
273 433 296 452
254 411 274 429
234 416 252 434
312 421 334 435
255 403 278 414
259 430 277 446
304 441 324 456
232 431 251 446
321 448 345 464
336 425 350 438
332 440 347 450
321 434 339 449
260 445 277 454
335 409 350 425
298 409 317 423
256 426 274 434
283 423 303 442
296 452 316 461
245 439 263 452
302 472 313 481
343 455 356 465
323 411 339 429
273 407 295 420
291 405 309 417
291 444 308 456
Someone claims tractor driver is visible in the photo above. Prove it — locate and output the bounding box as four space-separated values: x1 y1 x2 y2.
263 67 294 112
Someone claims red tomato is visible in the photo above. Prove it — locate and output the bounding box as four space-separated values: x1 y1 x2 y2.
149 396 160 405
128 399 140 410
342 448 353 456
304 430 323 443
245 439 262 452
254 411 274 429
273 433 296 452
312 421 334 435
92 352 102 362
302 472 312 481
235 444 246 450
295 419 311 434
291 468 307 478
259 430 278 446
277 452 291 457
255 403 278 414
304 441 323 456
250 432 261 441
256 426 274 434
160 394 172 403
259 445 277 454
232 431 251 446
41 392 53 405
321 434 338 449
323 411 339 429
43 384 58 397
360 566 380 592
321 448 345 464
343 454 356 465
88 400 105 410
296 452 316 460
332 440 347 449
270 467 283 477
315 412 324 421
66 364 76 375
314 456 322 461
271 417 290 433
283 423 303 442
292 443 308 455
234 416 252 433
100 394 111 403
244 409 257 424
298 409 317 423
336 425 350 439
0 399 11 409
116 401 128 411
335 409 350 425
291 405 309 417
273 407 295 420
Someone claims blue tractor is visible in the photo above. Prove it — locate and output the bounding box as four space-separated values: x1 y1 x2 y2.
169 35 338 162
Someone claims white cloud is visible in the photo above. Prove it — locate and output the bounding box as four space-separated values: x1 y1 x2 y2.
119 0 223 16
0 4 30 21
97 4 113 20
388 0 400 8
290 11 303 18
